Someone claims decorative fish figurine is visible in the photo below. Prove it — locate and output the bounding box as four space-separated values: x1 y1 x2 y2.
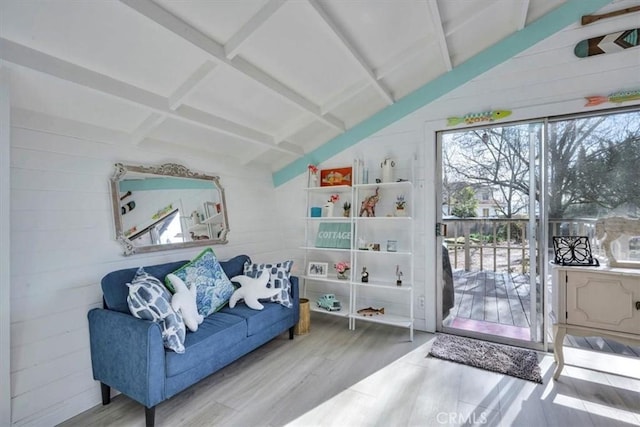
447 110 512 126
584 89 640 107
357 307 385 316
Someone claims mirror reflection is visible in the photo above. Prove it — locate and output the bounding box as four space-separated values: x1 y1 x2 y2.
111 163 229 255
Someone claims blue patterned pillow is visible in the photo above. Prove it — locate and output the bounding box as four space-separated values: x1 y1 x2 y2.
127 267 186 353
243 260 293 308
167 248 234 316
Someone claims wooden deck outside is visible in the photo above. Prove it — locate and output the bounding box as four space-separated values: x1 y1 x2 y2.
449 270 531 327
445 269 640 357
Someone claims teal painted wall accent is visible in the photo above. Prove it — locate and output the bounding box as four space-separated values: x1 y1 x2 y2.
272 0 611 187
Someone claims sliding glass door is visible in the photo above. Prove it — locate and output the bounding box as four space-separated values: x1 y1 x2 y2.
436 107 640 354
436 122 544 347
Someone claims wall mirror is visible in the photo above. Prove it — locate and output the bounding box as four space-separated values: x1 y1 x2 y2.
110 162 229 255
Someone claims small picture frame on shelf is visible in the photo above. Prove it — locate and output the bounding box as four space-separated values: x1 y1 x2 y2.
307 262 328 278
320 166 352 187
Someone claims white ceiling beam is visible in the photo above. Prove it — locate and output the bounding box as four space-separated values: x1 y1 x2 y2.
224 0 287 59
444 0 500 36
274 114 316 143
119 0 345 132
318 32 444 115
130 112 166 145
0 38 301 156
229 55 340 130
427 0 452 71
307 0 394 106
319 37 430 114
129 61 217 145
516 0 531 30
168 60 217 110
373 37 429 80
321 81 369 115
243 115 317 164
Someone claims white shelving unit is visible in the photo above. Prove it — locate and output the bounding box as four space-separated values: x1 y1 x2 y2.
301 158 415 341
187 211 224 237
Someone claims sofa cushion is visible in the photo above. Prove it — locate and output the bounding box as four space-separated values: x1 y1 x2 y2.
243 260 294 308
127 267 186 353
219 254 251 279
220 302 291 336
165 312 247 377
102 260 188 313
166 248 235 316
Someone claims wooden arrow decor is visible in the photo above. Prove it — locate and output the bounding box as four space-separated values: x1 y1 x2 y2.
574 28 639 58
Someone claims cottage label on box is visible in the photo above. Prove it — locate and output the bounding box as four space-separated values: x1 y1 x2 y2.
315 222 351 249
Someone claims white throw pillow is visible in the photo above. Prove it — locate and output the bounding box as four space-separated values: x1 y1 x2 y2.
229 270 279 310
167 273 204 332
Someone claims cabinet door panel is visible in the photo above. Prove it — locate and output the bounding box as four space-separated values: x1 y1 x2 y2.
566 272 639 333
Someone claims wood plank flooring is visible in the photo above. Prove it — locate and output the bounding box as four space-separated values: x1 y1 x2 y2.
59 315 640 427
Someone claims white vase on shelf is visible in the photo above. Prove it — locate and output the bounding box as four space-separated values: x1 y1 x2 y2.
309 172 318 188
322 202 334 217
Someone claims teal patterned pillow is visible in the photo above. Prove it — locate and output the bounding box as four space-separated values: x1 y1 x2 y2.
243 260 293 308
166 248 234 316
127 267 186 353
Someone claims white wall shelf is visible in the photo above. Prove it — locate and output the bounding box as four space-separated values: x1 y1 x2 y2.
301 156 415 341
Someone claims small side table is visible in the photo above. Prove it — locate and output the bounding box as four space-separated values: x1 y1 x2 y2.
294 298 310 335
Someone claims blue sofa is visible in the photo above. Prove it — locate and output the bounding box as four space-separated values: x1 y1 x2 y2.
87 255 299 427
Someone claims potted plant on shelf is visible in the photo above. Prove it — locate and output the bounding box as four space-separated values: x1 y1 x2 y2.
395 194 406 216
334 261 350 280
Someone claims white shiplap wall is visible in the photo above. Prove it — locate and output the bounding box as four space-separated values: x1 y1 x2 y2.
8 9 640 425
1 67 13 427
8 111 291 426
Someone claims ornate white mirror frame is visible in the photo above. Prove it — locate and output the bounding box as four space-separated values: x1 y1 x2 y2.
110 162 229 256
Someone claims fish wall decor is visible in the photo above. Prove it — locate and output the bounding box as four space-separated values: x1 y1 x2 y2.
447 110 512 126
585 89 640 107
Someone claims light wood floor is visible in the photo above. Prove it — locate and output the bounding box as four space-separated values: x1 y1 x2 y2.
60 315 640 427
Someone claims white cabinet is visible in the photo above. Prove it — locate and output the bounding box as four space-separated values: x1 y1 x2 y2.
301 166 414 341
551 266 640 379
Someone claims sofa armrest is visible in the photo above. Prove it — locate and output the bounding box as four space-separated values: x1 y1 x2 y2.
290 275 299 303
87 308 166 408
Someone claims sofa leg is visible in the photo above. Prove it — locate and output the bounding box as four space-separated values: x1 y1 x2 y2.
145 406 156 427
289 326 295 340
101 383 111 405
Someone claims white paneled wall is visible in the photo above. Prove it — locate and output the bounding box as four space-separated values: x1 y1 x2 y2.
8 10 640 424
1 68 12 427
8 115 288 426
